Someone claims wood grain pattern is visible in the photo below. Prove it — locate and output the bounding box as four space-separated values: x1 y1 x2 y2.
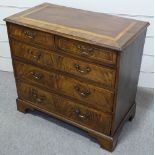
4 3 149 50
8 23 54 49
16 96 136 152
55 36 117 65
11 39 116 89
17 82 112 135
14 60 114 113
5 3 149 152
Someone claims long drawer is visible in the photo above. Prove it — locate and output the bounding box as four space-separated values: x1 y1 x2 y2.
14 61 114 113
17 82 112 135
8 24 54 49
11 40 116 89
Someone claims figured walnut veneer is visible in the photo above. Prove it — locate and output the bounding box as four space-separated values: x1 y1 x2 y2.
4 3 149 151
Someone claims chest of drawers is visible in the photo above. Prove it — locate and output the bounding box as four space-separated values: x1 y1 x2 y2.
4 3 149 151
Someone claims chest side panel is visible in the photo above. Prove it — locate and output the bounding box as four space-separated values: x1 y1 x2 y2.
112 30 147 135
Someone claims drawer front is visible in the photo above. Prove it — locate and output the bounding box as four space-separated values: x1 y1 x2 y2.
55 36 117 65
14 61 114 113
8 24 54 49
11 40 116 89
17 82 112 135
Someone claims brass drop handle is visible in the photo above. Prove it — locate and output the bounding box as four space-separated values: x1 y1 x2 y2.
31 90 46 103
77 44 94 57
74 64 91 74
80 51 91 56
24 30 36 39
75 109 86 119
27 49 41 60
36 97 44 103
74 85 91 97
30 71 43 80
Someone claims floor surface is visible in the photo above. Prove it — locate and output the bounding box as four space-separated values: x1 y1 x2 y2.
0 71 154 155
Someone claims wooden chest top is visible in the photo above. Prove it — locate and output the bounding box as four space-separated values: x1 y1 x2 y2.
4 3 149 50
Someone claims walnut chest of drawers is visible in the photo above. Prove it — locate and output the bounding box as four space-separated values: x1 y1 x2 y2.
4 3 149 151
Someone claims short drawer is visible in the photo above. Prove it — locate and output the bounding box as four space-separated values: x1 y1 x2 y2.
55 36 117 65
17 82 112 135
14 61 114 113
8 24 54 49
11 40 116 89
